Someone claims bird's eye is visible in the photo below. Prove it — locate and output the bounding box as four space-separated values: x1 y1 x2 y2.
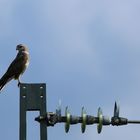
18 45 23 49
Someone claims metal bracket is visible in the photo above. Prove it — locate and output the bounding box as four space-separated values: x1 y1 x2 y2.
20 83 47 140
35 102 140 134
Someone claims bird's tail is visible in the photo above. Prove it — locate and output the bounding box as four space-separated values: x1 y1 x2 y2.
0 74 11 92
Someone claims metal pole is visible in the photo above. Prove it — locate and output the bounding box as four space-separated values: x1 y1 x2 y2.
19 83 47 140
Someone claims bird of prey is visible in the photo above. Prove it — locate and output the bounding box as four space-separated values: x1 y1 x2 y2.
0 44 29 91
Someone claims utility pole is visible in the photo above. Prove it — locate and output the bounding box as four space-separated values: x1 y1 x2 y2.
19 83 140 140
20 83 47 140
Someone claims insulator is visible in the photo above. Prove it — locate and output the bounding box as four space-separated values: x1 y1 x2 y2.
65 107 71 133
81 107 87 133
97 107 103 134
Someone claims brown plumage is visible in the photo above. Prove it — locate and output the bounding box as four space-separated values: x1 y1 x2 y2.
0 44 29 91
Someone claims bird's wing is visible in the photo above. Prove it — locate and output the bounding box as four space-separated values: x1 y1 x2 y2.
5 52 27 78
0 54 24 91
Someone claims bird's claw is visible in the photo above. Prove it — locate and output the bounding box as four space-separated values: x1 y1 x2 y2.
18 82 21 87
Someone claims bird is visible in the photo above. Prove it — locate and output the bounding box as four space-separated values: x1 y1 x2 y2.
0 44 29 91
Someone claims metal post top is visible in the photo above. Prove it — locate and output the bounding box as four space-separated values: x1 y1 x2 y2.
20 83 46 87
20 83 47 111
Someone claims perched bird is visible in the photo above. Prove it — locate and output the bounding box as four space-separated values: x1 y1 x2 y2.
0 44 29 91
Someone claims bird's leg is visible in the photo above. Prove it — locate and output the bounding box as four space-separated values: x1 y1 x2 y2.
18 78 21 87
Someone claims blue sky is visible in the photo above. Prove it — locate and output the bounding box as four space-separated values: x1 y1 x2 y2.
0 0 140 140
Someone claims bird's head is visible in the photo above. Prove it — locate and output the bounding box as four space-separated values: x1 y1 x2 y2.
16 44 28 52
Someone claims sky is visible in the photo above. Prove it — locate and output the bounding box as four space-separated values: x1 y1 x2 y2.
0 0 140 140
